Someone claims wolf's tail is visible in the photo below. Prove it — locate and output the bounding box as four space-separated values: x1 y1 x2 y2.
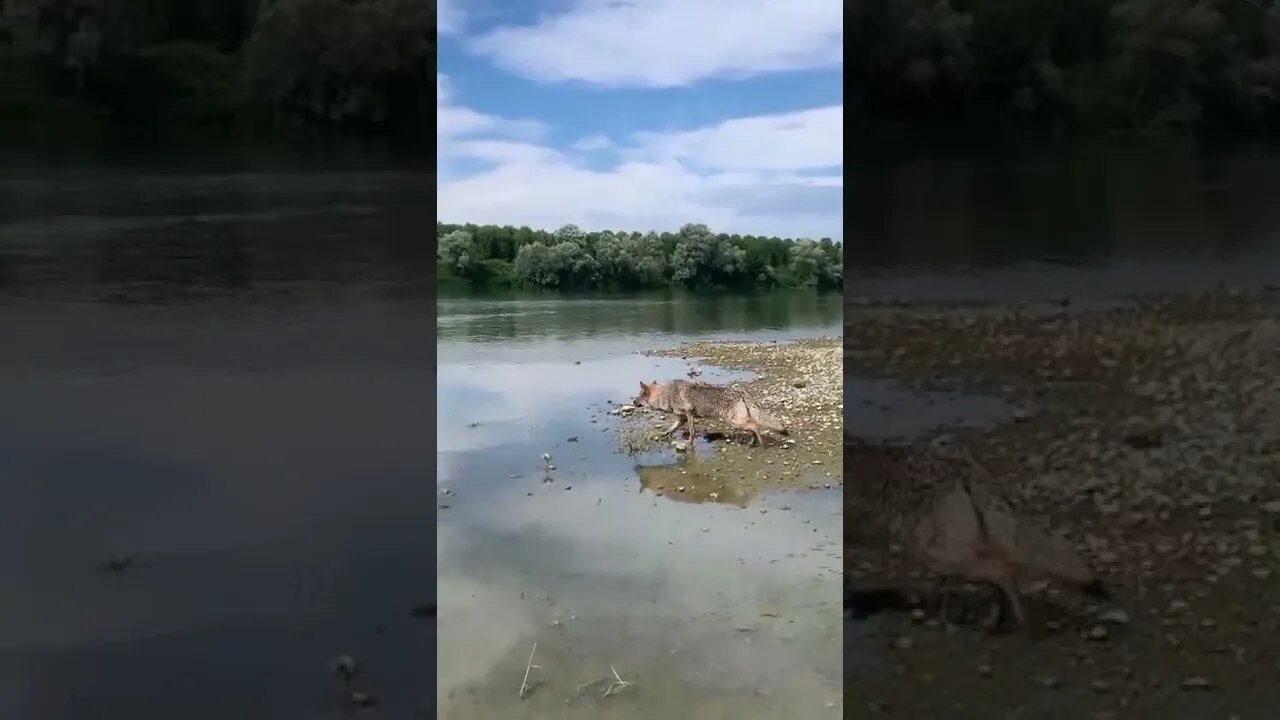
747 402 788 435
961 451 1103 598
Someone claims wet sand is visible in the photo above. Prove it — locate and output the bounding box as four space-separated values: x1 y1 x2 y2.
844 290 1280 719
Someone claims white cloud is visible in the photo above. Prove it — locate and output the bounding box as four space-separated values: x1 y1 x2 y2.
569 134 616 152
438 0 464 35
437 74 843 239
468 0 843 88
632 106 842 171
436 73 547 142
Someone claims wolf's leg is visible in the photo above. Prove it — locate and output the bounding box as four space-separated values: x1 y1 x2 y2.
663 414 686 436
934 576 950 623
980 584 1006 632
993 565 1029 635
686 415 695 440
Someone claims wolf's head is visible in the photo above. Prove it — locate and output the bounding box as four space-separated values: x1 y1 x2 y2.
632 380 659 408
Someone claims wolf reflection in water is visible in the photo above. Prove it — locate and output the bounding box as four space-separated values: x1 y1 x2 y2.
635 461 754 508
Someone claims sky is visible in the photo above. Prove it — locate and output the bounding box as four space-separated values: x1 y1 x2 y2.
437 0 843 241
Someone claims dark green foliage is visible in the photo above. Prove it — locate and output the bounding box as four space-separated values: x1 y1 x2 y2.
437 222 842 292
851 0 1280 134
243 0 430 131
0 0 430 136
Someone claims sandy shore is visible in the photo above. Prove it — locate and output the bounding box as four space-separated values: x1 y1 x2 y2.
614 336 842 496
844 290 1280 719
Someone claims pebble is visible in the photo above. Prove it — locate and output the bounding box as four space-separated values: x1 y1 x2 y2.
1180 676 1215 691
1098 609 1131 625
1033 675 1062 689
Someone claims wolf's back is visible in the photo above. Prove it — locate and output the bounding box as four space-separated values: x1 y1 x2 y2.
678 382 739 418
745 400 788 434
968 485 1099 589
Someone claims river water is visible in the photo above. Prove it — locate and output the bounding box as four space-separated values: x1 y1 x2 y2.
436 292 843 719
0 166 434 720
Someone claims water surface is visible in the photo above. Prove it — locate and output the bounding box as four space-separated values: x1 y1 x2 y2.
436 292 844 719
0 167 433 720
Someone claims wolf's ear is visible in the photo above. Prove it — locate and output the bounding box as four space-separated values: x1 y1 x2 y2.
639 381 648 391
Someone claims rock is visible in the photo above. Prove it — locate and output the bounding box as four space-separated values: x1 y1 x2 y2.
1180 676 1215 691
1098 609 1131 625
1123 429 1163 449
329 654 360 682
100 556 134 573
1033 675 1061 689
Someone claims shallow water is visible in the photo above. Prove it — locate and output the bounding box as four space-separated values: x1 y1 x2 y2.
843 377 1011 440
0 168 432 719
436 293 843 719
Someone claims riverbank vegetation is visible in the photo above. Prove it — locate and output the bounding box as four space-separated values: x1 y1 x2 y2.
435 222 843 292
852 0 1280 135
0 0 430 139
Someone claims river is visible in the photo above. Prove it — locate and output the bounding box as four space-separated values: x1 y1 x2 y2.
0 166 433 720
436 291 843 719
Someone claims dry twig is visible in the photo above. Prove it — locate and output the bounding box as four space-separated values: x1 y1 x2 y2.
518 641 541 699
602 665 633 698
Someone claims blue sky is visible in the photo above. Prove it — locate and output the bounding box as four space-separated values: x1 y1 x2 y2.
437 0 843 240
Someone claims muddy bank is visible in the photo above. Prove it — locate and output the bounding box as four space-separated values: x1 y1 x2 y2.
614 337 842 497
844 290 1280 719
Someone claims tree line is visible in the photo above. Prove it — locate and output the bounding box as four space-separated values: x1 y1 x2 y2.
437 223 843 292
0 0 431 137
852 0 1280 135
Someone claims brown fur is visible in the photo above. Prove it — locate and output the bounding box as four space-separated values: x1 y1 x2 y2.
635 379 789 447
845 436 1105 632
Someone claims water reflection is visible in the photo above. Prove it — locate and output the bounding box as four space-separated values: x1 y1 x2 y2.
0 168 433 720
437 297 842 719
845 142 1280 305
635 460 754 508
844 377 1011 438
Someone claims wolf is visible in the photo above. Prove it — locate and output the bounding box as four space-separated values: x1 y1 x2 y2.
845 435 1107 633
632 379 789 447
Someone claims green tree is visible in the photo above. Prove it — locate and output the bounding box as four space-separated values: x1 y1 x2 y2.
438 230 478 276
